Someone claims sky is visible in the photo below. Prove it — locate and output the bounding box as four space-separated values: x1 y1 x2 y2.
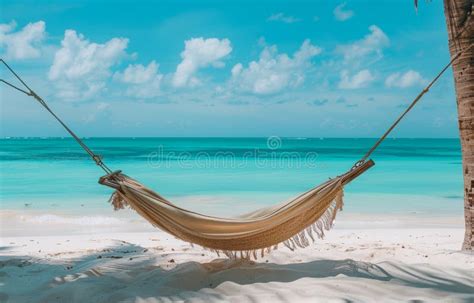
0 0 460 138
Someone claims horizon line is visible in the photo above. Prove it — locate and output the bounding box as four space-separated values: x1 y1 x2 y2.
0 136 460 140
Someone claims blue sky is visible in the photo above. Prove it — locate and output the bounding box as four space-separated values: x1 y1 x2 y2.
0 0 459 137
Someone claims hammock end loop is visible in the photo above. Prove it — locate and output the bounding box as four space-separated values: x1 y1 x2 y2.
343 159 375 185
98 170 123 189
351 159 365 170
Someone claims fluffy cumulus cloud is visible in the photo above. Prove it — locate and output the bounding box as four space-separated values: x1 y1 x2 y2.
0 20 46 59
231 40 321 95
333 3 354 21
49 30 128 100
385 70 427 88
267 13 301 24
114 61 163 98
338 69 375 89
336 25 389 63
84 102 110 123
172 38 232 88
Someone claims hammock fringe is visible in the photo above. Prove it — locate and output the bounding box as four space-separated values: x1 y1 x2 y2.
108 188 344 261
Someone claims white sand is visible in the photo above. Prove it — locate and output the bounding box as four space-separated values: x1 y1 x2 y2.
0 210 473 302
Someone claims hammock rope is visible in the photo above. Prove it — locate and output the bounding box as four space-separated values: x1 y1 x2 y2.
0 59 113 175
356 42 473 166
1 42 472 258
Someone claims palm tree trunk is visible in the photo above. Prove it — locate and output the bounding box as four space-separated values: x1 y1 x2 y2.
443 0 473 250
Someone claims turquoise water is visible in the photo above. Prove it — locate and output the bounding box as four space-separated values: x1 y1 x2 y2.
0 137 464 216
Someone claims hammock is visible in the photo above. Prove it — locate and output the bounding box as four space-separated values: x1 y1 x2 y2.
97 160 373 258
0 44 469 259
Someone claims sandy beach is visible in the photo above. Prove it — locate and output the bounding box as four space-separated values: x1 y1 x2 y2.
1 137 470 302
1 0 473 300
1 210 472 303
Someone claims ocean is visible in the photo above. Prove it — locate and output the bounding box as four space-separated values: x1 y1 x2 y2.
0 137 464 218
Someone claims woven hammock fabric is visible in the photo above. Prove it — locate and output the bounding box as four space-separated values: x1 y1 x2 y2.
1 48 465 259
100 160 373 259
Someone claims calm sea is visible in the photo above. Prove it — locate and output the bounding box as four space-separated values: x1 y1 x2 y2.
0 137 464 217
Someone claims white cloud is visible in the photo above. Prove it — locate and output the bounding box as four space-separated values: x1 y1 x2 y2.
267 13 301 23
336 25 389 62
172 38 232 88
0 20 46 59
231 39 322 95
339 69 375 89
385 70 427 88
114 61 163 98
49 30 128 100
115 61 159 84
333 3 354 21
231 63 243 77
84 102 110 123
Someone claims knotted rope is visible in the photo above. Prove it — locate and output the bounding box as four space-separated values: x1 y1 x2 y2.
0 59 113 175
354 42 473 168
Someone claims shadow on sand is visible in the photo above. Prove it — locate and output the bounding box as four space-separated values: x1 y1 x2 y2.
1 243 473 302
